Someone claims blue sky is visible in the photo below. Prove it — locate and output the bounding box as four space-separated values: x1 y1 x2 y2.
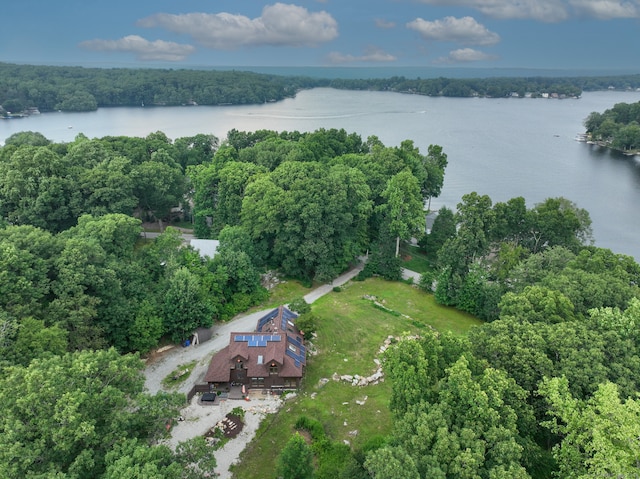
3 0 640 71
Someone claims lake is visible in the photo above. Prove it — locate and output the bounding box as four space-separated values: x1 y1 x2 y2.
2 88 640 260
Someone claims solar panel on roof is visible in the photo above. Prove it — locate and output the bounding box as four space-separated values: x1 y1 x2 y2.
235 333 283 347
288 336 304 349
257 308 280 331
285 348 305 368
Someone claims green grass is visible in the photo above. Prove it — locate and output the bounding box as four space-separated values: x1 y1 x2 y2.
243 277 317 314
231 277 480 479
399 242 436 274
161 360 197 388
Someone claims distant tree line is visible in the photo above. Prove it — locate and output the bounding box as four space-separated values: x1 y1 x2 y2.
584 100 640 152
328 75 583 98
3 62 640 116
0 62 317 113
328 74 640 98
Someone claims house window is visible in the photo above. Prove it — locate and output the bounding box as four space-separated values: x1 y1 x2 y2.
251 377 265 387
284 378 297 388
269 363 278 376
235 360 244 369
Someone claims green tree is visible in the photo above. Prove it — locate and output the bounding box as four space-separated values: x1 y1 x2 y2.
391 356 531 478
491 196 530 245
470 316 554 394
128 300 164 354
242 162 371 281
276 433 314 479
79 156 137 216
3 130 50 146
364 446 420 479
173 133 218 170
69 213 142 258
528 197 592 253
103 439 182 479
421 205 456 258
9 316 67 366
422 144 448 210
0 238 51 319
212 161 267 234
379 169 424 257
0 145 79 231
0 348 184 478
49 236 115 350
383 338 436 417
174 436 219 479
132 153 185 228
498 285 576 324
162 267 215 343
539 377 640 479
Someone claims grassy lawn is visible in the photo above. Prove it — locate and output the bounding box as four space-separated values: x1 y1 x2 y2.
161 360 197 389
231 277 480 479
256 279 315 310
399 242 436 274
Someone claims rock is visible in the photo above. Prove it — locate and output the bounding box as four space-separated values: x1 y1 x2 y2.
348 430 359 436
318 377 329 387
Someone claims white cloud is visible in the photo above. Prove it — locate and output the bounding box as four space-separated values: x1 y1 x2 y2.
415 0 640 21
79 35 195 61
569 0 640 19
435 47 498 63
407 16 500 45
415 0 570 22
326 47 397 64
375 18 397 29
138 3 338 49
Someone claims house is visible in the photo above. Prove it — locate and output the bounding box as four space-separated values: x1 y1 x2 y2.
204 306 306 391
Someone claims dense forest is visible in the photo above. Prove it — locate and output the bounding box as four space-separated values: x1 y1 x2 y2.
3 62 640 116
0 62 315 113
1 125 640 478
583 100 640 152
